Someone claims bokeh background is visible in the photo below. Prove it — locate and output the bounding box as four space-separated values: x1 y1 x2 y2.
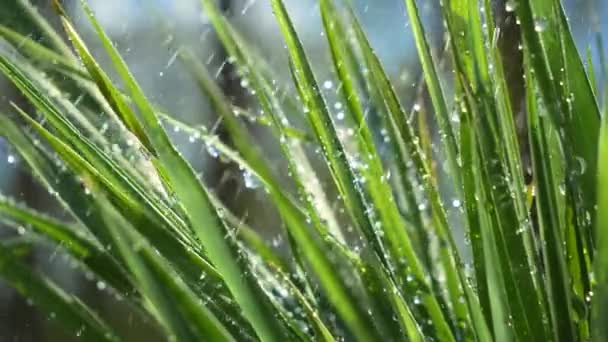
0 0 605 340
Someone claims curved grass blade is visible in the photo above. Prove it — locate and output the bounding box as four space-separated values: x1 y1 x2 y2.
69 2 289 339
3 106 254 336
0 49 238 312
0 196 134 296
345 5 492 340
319 1 447 338
2 102 223 290
53 5 155 156
0 244 118 341
95 196 235 342
197 1 346 242
16 0 74 58
10 92 257 336
0 55 188 239
198 4 399 340
0 25 89 79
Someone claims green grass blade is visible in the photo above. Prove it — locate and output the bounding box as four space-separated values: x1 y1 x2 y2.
346 6 490 340
402 0 460 187
0 244 118 341
459 91 510 341
16 0 74 58
54 8 155 155
6 107 241 321
198 0 345 242
0 24 89 79
441 2 550 340
95 196 234 341
594 99 608 342
0 196 134 296
517 0 600 242
71 2 289 340
199 4 405 340
319 1 453 338
526 67 577 341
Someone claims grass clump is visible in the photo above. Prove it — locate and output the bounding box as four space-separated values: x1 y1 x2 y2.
0 0 605 341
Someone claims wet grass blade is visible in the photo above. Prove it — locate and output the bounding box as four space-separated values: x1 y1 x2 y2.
199 0 345 242
458 86 511 341
526 66 577 341
402 0 460 187
319 0 448 338
346 5 490 340
593 102 608 342
69 1 289 340
96 196 235 341
0 24 89 79
199 4 401 340
16 0 75 58
0 195 134 296
5 106 249 331
517 0 599 245
54 8 155 155
0 244 118 341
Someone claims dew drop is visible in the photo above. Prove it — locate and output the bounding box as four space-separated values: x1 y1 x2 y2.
76 325 85 337
534 18 548 32
505 0 518 12
7 154 15 164
206 145 219 158
243 170 261 189
575 156 587 175
96 281 106 291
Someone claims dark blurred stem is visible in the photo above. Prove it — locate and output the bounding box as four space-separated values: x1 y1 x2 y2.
211 0 249 213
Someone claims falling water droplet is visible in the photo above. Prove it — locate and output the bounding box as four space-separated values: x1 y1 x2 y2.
7 154 15 164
